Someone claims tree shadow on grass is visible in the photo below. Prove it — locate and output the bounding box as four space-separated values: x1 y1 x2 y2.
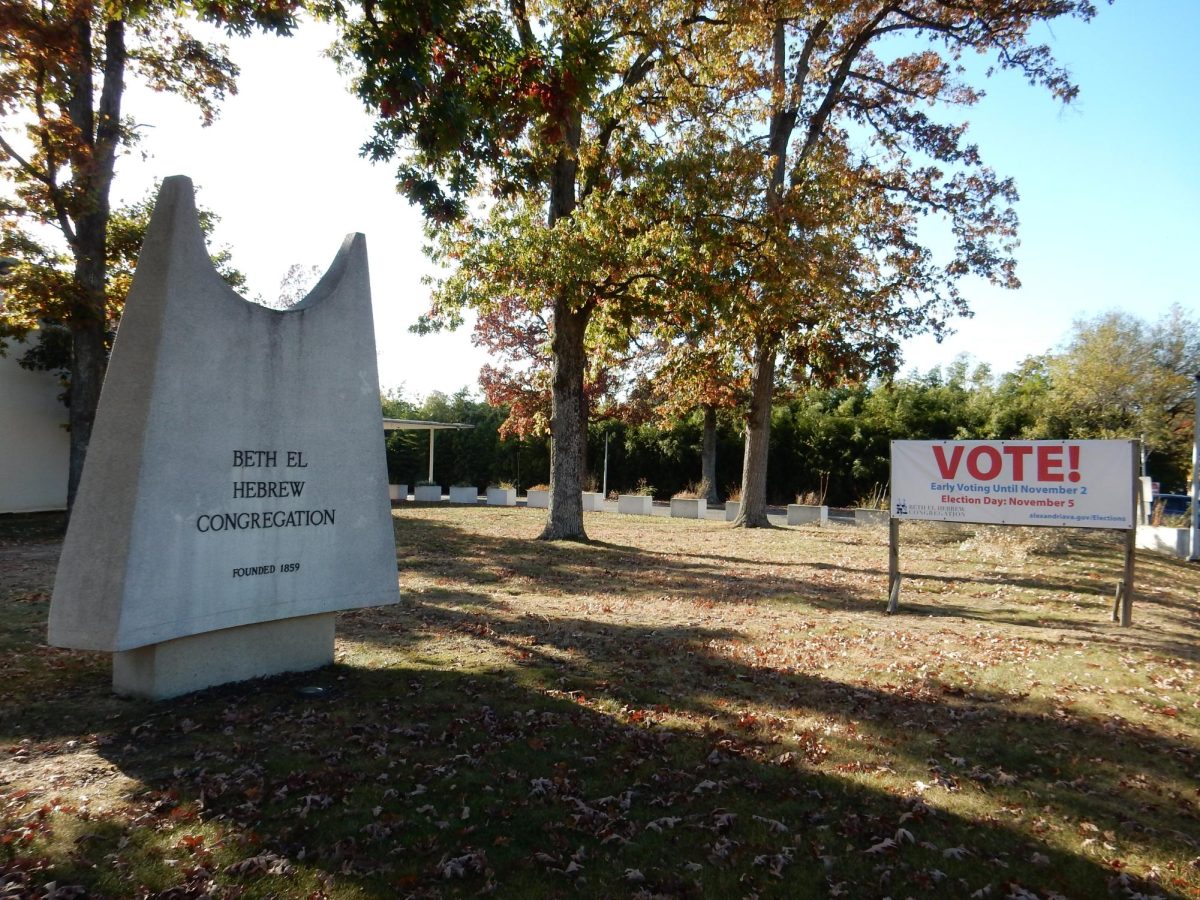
5 658 1177 899
393 513 888 612
393 512 1200 660
348 592 1200 778
0 573 1191 891
890 543 1200 660
338 596 1200 884
887 597 1200 661
1 511 1195 896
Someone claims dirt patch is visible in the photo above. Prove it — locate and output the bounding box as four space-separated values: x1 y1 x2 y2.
0 541 61 602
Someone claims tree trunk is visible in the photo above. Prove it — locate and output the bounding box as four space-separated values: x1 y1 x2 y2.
729 19 789 529
540 301 589 540
67 240 108 512
539 108 589 541
732 337 776 527
64 16 125 513
701 403 719 503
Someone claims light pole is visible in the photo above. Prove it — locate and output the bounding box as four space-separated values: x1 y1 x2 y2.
602 432 610 498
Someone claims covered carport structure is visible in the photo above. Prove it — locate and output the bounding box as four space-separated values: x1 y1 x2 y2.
382 418 474 485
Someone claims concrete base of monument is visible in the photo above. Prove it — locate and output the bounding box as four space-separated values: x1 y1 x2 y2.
112 613 337 700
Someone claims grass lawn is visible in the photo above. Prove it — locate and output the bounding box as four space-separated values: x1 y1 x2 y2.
1 506 1197 898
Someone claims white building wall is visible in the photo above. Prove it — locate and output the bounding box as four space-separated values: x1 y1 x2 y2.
1 338 69 512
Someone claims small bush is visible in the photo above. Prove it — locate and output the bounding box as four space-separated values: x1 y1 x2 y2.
631 478 655 497
1150 498 1192 528
527 483 550 492
673 479 710 501
796 474 829 507
856 482 889 510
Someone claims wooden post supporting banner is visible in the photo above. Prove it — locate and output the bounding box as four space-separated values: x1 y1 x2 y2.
1120 440 1138 627
886 518 901 614
1121 526 1135 627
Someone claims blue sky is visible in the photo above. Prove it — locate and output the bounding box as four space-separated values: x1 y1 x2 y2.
115 1 1198 396
901 0 1199 375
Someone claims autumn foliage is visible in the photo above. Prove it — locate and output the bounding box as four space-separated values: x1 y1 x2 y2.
0 0 298 511
332 0 1100 538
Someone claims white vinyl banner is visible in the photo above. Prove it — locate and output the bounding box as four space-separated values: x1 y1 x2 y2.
890 440 1135 529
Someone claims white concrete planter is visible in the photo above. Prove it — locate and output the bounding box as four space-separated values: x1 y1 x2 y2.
1136 525 1190 559
582 491 605 511
725 501 740 522
787 504 827 526
618 494 653 515
854 509 889 526
388 483 407 502
670 498 707 519
486 487 516 506
414 484 442 502
526 489 549 509
449 486 479 504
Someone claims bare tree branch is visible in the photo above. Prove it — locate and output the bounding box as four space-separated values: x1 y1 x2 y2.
0 135 77 246
797 3 899 164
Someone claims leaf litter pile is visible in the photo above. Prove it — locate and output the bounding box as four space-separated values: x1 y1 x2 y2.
1 507 1197 898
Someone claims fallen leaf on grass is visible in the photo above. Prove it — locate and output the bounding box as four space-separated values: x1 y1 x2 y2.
865 837 896 855
752 814 788 834
226 852 295 877
646 816 681 833
437 848 486 879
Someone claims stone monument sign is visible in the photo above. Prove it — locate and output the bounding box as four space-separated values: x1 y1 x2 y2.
48 176 400 698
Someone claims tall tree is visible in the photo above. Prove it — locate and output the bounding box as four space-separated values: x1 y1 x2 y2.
445 293 627 449
1 188 248 396
619 146 762 505
1042 307 1200 488
621 331 748 504
671 0 1099 526
0 0 297 511
330 0 712 539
